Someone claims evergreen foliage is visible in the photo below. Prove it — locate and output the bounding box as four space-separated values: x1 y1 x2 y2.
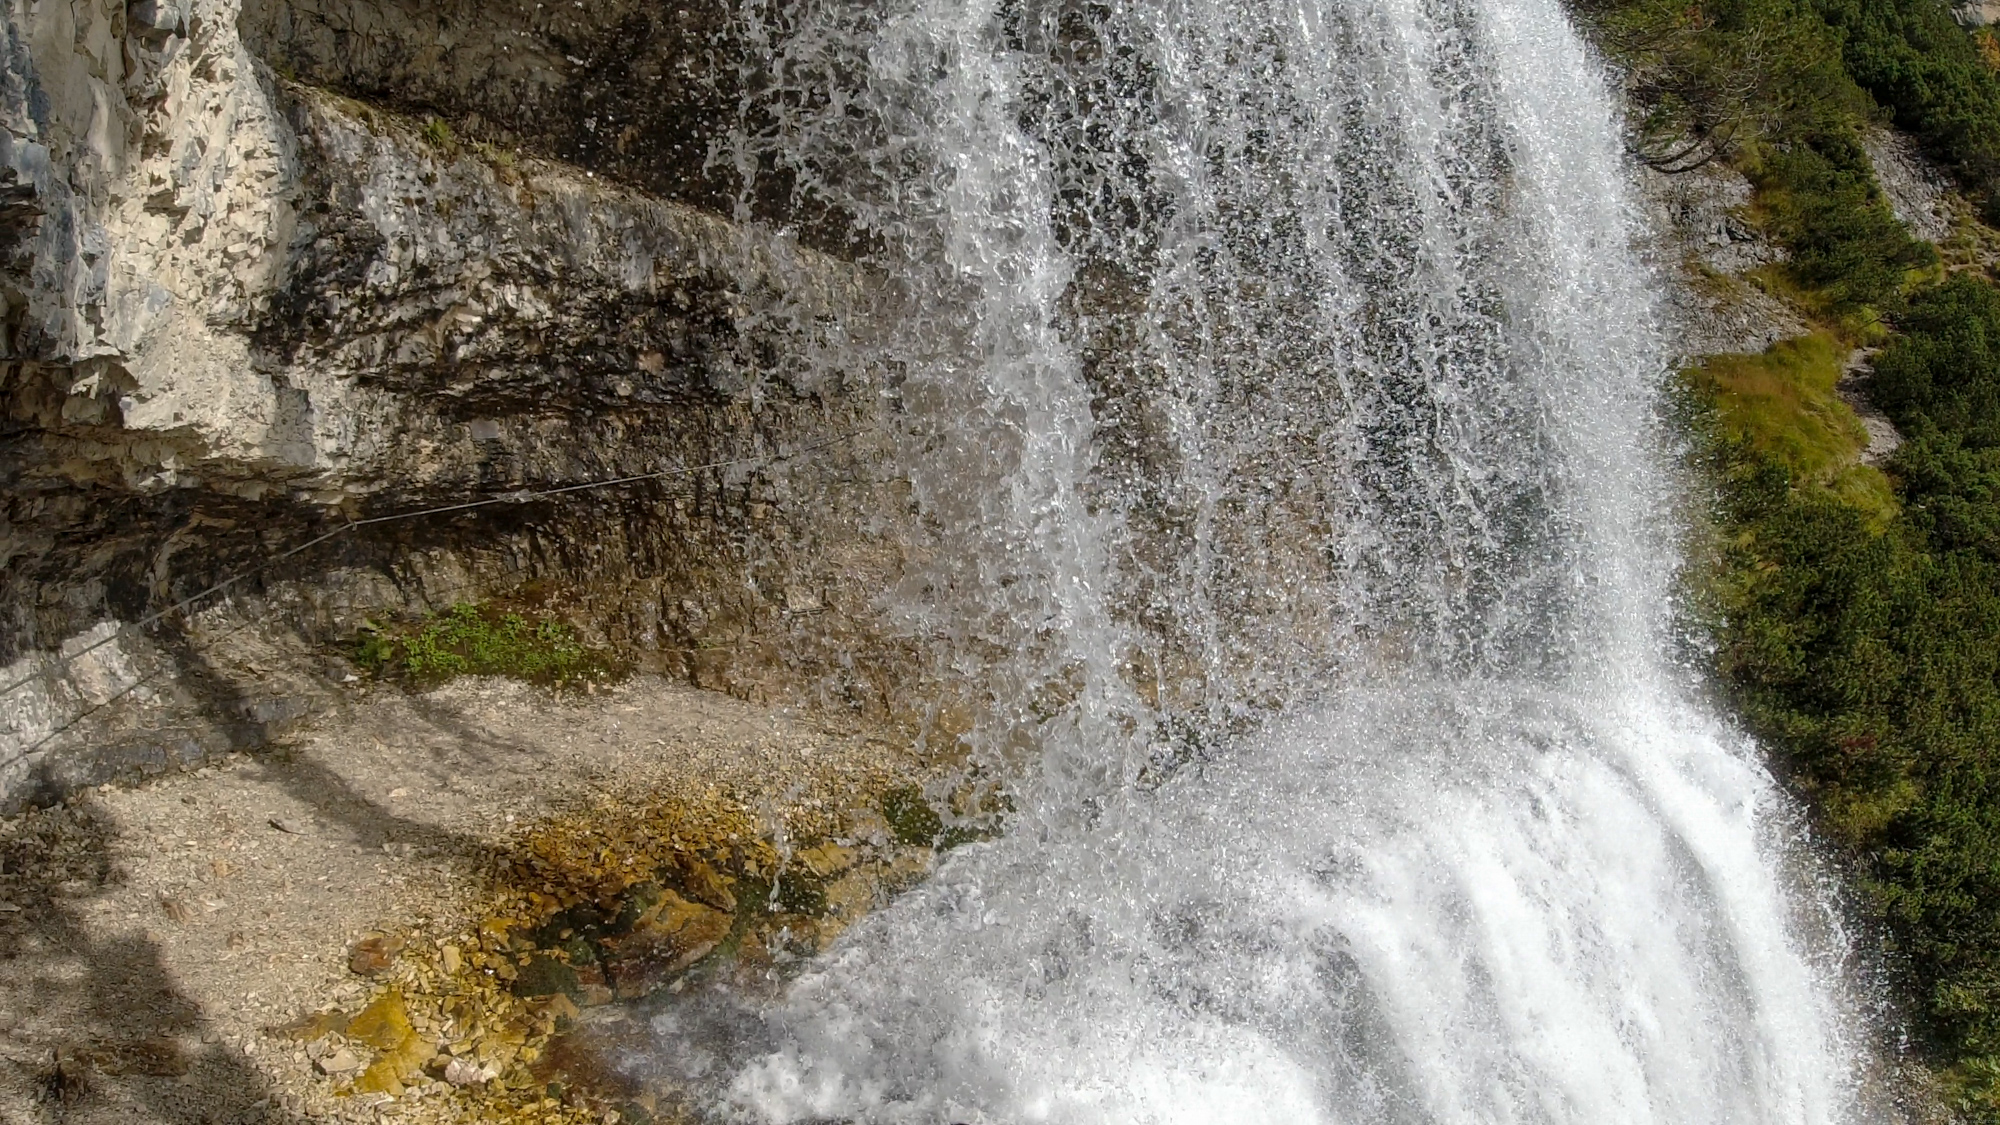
1875 275 2000 444
1696 302 2000 1115
1754 136 1937 310
1578 0 1935 313
1812 0 2000 207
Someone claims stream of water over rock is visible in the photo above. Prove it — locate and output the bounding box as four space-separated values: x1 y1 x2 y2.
672 0 1886 1119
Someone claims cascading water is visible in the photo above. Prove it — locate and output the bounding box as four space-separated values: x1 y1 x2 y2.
682 0 1886 1119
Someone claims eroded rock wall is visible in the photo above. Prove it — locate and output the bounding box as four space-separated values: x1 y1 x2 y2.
0 0 909 808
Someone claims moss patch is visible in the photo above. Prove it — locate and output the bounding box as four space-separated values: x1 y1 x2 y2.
354 603 628 690
1686 333 1897 523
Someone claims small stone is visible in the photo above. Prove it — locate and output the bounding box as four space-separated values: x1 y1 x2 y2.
273 1009 349 1041
388 787 410 799
316 1048 361 1075
349 933 406 976
443 1057 495 1086
439 944 461 974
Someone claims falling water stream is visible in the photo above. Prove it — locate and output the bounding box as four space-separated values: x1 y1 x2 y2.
683 0 1885 1119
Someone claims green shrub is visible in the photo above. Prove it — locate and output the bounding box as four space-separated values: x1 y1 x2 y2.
1812 0 2000 201
419 115 457 153
353 603 625 688
1876 275 2000 445
1583 0 1934 313
1690 274 2000 1113
1575 0 1866 169
1753 136 1938 311
1590 0 2000 1105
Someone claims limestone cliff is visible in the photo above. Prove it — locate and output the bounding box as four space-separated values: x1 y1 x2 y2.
0 0 1881 811
0 0 905 807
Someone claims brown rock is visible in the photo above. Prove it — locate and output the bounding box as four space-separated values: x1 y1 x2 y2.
349 932 406 976
346 991 415 1052
797 842 856 878
683 861 738 913
563 961 612 1006
598 890 732 1000
348 990 431 1096
272 1008 350 1041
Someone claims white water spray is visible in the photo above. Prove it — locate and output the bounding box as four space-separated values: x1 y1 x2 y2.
697 0 1882 1119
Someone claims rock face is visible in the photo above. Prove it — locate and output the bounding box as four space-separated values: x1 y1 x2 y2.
0 0 906 808
1959 0 2000 27
0 0 1891 809
1634 161 1808 362
1863 125 1957 245
235 0 752 225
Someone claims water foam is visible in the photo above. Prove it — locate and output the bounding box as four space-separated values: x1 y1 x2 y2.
724 687 1852 1123
690 0 1883 1118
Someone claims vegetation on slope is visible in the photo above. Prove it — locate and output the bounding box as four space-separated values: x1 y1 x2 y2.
1700 292 2000 1114
1581 0 2000 1113
1686 332 1899 520
1815 0 2000 214
355 603 628 689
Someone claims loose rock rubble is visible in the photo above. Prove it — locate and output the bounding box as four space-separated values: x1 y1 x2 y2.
0 675 959 1124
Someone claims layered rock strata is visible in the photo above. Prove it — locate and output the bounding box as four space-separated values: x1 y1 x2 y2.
0 0 904 807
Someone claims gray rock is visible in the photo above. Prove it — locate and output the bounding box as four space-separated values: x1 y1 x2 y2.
1633 161 1809 360
1863 126 1956 244
314 1047 360 1075
0 0 912 811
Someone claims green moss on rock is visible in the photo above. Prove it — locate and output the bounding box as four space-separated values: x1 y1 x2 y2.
354 602 628 689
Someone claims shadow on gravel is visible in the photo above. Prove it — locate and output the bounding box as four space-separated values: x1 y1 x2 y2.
0 798 300 1125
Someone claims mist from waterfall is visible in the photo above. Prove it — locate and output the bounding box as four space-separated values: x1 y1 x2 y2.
683 0 1887 1119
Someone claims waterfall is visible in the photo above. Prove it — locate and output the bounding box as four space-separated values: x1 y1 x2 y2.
691 0 1884 1119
